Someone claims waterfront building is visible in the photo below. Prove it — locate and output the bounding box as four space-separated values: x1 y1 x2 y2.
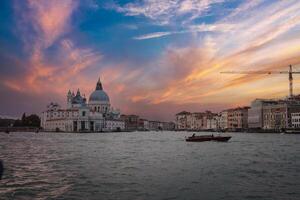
219 110 228 130
248 99 278 129
41 78 125 132
173 95 300 132
227 107 249 130
202 111 217 130
191 111 217 130
138 118 149 131
105 119 125 131
162 121 176 131
217 114 223 130
263 103 287 130
206 115 218 130
175 111 217 131
190 113 203 130
175 111 191 130
148 120 161 131
120 114 139 131
262 99 300 130
143 119 150 130
291 112 300 128
136 120 175 131
186 113 193 130
120 115 174 131
247 97 300 130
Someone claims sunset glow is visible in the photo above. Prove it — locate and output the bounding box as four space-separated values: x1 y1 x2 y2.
1 0 300 120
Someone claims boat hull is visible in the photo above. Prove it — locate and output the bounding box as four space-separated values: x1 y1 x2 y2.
185 135 231 142
186 137 212 142
284 129 300 134
213 136 231 142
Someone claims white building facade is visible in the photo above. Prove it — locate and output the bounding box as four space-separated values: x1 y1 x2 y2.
219 110 228 130
291 112 300 128
41 78 125 132
206 117 218 130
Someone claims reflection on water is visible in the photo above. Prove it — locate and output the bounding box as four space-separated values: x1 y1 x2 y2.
0 132 299 200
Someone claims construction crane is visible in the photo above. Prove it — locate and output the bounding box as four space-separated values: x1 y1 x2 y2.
220 65 300 98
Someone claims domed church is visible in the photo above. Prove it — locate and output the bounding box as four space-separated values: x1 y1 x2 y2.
88 78 110 113
41 78 125 132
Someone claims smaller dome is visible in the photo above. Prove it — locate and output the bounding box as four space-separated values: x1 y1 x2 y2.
72 96 83 104
72 89 84 104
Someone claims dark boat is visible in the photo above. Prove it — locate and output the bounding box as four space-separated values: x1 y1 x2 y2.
186 135 213 142
213 135 232 142
185 134 231 142
284 129 300 134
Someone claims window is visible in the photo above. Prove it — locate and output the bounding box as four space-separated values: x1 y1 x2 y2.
82 111 86 117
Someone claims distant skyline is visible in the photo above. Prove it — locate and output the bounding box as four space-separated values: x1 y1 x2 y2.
1 0 300 121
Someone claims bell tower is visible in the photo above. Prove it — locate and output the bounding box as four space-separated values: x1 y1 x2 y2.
67 90 72 108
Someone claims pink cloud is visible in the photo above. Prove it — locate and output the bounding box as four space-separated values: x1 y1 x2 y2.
27 0 77 48
7 0 102 98
4 0 300 121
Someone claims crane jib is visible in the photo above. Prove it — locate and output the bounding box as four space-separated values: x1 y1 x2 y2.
220 65 300 97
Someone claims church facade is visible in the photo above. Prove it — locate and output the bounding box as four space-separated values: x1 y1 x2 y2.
41 78 125 132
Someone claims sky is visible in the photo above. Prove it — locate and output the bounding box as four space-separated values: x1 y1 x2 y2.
1 0 300 121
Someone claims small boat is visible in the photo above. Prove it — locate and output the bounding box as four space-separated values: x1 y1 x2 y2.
284 129 300 134
185 134 231 142
213 135 232 142
186 135 213 142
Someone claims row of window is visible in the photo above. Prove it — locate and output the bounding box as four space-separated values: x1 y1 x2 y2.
93 106 109 112
291 118 300 123
228 119 243 122
47 111 78 118
264 114 285 120
228 113 244 117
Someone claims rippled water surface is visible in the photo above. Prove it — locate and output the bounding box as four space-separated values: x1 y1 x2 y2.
0 131 299 200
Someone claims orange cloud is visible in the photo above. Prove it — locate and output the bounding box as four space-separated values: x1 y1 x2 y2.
5 0 300 121
7 1 102 98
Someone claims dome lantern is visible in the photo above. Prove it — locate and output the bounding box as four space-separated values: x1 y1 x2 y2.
96 77 103 90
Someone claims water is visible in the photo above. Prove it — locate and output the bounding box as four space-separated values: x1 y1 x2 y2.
0 132 299 200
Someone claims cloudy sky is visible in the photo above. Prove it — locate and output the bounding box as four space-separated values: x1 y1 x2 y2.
1 0 300 120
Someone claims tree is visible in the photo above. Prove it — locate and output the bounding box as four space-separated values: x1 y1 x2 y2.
0 119 15 127
13 119 23 127
13 113 41 127
24 114 41 127
21 113 26 123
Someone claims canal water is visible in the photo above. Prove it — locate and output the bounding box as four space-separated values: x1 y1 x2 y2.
0 131 299 200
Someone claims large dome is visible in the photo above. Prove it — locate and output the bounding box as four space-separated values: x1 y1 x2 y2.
89 90 110 102
89 78 110 102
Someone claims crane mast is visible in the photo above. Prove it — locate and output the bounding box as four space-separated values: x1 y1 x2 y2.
289 65 293 97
